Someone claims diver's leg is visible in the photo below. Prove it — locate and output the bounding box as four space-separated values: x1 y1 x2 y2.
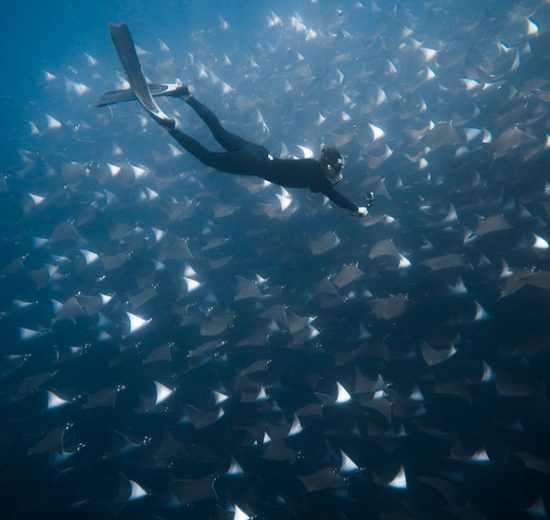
108 23 175 130
168 129 250 174
166 129 210 164
184 96 249 152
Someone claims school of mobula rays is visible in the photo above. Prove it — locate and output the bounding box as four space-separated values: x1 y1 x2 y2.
1 1 550 519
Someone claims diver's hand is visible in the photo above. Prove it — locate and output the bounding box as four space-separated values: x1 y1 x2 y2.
352 207 368 218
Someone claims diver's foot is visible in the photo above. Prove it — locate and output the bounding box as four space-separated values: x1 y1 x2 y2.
169 83 191 100
149 110 176 130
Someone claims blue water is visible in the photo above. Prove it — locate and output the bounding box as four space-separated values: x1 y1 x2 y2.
1 1 550 519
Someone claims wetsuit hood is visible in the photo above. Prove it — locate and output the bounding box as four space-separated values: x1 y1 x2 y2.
319 145 344 185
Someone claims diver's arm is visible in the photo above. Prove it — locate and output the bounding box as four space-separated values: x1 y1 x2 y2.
321 186 360 213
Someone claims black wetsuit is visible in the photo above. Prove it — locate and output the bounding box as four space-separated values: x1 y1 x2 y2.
168 97 359 213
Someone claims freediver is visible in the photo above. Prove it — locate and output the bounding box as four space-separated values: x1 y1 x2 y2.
98 23 373 217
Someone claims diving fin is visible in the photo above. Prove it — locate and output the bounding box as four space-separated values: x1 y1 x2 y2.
94 83 189 108
108 22 175 130
94 83 184 107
